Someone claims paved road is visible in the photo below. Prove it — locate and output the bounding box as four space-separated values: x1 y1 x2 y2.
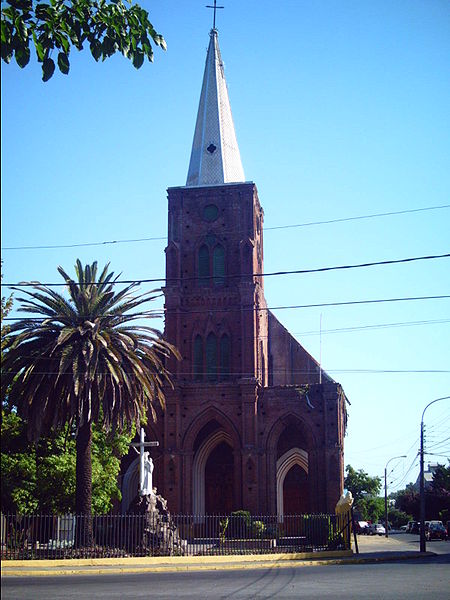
359 532 450 555
3 555 449 600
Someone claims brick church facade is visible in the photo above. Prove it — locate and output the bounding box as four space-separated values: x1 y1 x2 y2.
121 28 347 517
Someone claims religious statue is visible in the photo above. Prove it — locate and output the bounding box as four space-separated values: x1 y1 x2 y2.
141 451 154 496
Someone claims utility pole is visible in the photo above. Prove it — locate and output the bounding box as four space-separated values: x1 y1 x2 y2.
384 455 406 538
419 395 450 553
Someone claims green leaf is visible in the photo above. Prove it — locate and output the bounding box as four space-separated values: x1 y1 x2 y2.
57 51 69 74
132 49 143 69
90 39 101 61
60 35 70 54
15 45 30 68
1 19 12 45
1 48 13 63
42 56 55 81
14 15 28 40
32 31 45 61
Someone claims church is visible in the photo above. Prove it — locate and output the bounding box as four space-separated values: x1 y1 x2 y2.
121 26 348 518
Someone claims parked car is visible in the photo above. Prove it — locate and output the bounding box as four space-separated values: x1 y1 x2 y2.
356 521 370 535
407 521 420 534
425 521 447 541
400 524 408 532
369 523 386 536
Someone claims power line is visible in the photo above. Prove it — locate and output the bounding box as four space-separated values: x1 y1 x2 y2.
390 455 419 489
265 204 450 231
3 295 450 321
4 316 450 350
2 369 449 376
3 203 449 251
291 318 450 337
4 252 450 287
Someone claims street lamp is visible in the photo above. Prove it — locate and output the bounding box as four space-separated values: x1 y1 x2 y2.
384 455 406 538
419 395 450 553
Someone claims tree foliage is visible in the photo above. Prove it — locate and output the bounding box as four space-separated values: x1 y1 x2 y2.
1 0 166 81
356 496 384 523
1 409 133 513
344 465 382 503
394 484 419 520
394 468 450 521
387 507 412 528
430 464 450 495
1 260 179 523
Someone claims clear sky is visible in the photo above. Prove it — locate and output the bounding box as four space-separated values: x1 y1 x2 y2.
2 0 449 493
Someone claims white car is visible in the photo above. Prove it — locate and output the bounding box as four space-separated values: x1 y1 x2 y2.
369 523 386 536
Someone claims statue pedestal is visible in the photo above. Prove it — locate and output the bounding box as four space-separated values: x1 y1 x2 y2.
128 491 186 556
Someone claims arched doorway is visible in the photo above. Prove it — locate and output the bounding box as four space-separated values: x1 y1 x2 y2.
192 427 235 516
205 441 234 514
283 464 309 514
276 447 309 518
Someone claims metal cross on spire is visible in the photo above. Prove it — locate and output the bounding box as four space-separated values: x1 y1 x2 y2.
206 0 224 30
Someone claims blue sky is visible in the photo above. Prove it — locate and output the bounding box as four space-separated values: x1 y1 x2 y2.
2 0 449 493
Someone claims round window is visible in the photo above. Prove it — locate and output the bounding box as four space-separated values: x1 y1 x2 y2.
202 204 219 222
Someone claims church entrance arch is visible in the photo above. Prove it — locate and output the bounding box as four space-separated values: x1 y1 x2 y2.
192 429 234 516
276 447 309 518
205 441 234 514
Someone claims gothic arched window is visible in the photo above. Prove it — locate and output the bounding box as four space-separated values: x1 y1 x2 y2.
220 334 231 380
213 244 225 286
198 244 210 286
193 335 204 381
206 332 218 381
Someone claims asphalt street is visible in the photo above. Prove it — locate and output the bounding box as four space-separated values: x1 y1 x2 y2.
3 554 450 600
360 532 450 555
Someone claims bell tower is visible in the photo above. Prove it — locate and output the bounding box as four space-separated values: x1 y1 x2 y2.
164 28 268 387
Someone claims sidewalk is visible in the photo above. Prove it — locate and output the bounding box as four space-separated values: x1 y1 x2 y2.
1 536 435 577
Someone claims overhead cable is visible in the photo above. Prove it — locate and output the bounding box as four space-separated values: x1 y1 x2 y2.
2 203 449 251
4 252 450 287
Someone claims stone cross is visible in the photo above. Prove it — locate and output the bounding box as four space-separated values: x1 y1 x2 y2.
130 427 159 497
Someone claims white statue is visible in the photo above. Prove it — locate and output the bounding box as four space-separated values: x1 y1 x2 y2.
141 452 154 496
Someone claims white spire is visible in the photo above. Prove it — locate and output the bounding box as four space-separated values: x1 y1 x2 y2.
186 29 245 187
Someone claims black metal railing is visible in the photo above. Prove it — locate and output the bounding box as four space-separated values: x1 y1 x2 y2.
0 512 351 560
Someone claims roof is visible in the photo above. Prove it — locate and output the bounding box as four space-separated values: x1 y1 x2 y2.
186 29 245 187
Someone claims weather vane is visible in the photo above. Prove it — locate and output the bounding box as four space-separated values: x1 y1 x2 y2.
206 0 224 30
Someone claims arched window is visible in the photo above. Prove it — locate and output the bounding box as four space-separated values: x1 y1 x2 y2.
220 334 231 380
198 245 210 286
213 244 225 285
206 333 218 381
193 335 204 381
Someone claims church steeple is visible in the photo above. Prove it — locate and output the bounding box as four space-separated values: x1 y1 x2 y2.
186 29 245 187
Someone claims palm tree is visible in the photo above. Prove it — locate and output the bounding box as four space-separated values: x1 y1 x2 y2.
2 260 178 543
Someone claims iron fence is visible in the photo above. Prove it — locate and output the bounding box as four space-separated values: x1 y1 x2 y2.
1 512 351 560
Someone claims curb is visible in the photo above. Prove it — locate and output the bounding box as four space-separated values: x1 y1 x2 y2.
1 551 436 577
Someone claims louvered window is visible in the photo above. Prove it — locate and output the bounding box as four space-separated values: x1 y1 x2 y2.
206 332 218 381
198 244 210 286
220 334 231 380
193 335 203 381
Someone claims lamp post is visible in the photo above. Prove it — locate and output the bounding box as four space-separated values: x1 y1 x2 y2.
419 395 450 553
384 455 406 538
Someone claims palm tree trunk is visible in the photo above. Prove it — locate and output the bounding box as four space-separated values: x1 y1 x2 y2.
75 420 93 547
